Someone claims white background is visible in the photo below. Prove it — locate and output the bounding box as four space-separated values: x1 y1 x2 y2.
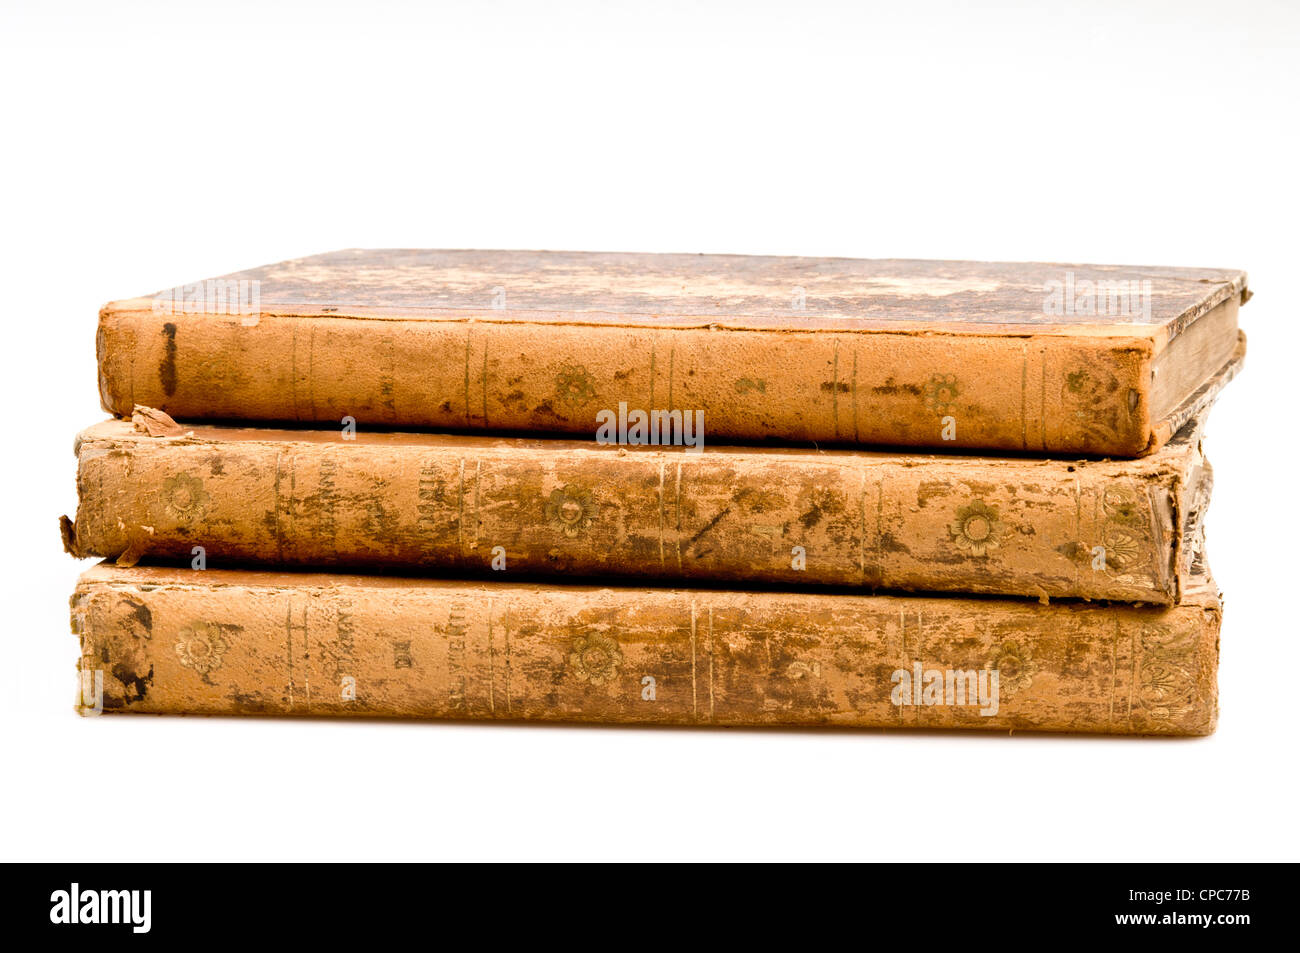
1 0 1296 861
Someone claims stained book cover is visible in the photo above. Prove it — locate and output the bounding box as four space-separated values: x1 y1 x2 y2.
97 250 1248 456
70 563 1221 735
65 401 1226 604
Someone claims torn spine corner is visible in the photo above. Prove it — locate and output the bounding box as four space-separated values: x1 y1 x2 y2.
59 515 84 558
130 404 187 437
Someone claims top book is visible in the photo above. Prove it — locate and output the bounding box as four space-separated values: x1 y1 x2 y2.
98 250 1248 456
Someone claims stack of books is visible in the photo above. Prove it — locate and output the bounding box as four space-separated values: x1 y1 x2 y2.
63 250 1247 734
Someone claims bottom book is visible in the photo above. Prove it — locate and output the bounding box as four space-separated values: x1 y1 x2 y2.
70 563 1222 735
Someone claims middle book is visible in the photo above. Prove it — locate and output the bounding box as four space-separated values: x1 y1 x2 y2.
67 414 1210 605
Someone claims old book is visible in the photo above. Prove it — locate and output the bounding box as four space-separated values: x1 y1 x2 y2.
64 397 1227 604
70 562 1222 735
97 250 1249 456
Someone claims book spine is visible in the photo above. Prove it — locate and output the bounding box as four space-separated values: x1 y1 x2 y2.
68 429 1199 603
69 572 1220 735
97 307 1154 455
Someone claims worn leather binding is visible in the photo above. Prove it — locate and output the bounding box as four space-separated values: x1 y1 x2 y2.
96 250 1249 456
70 563 1221 735
65 374 1236 604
